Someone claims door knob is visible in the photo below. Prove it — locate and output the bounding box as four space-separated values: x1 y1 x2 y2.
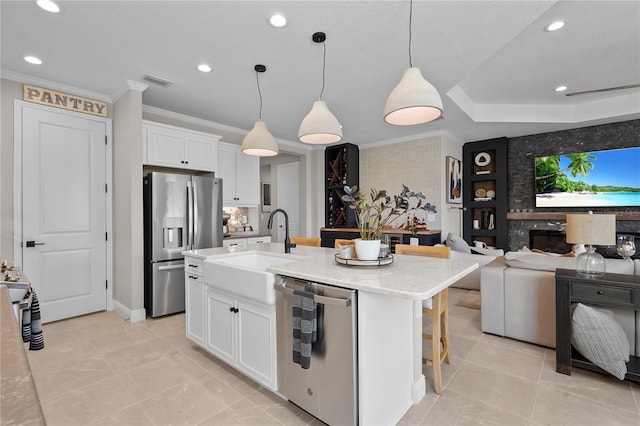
24 241 45 248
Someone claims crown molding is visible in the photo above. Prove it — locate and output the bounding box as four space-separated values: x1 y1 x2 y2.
112 79 148 101
448 84 640 124
359 129 448 149
0 69 113 103
142 105 310 151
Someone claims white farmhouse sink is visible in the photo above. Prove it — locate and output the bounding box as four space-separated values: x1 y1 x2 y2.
204 253 300 305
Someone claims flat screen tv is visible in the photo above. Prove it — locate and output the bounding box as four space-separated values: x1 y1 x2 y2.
535 146 640 208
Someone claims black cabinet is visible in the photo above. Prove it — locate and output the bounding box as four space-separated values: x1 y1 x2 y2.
325 143 359 228
462 137 508 250
555 269 640 382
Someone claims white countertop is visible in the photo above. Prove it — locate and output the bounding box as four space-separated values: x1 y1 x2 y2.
183 243 478 301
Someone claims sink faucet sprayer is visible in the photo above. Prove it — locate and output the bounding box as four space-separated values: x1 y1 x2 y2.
267 209 296 253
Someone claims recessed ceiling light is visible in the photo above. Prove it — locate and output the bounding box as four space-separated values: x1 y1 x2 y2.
545 21 565 32
555 85 568 92
269 13 287 28
198 64 212 73
24 56 43 65
36 0 60 13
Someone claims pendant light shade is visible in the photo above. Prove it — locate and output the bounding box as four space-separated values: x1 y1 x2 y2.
298 100 343 144
384 67 443 125
298 32 343 144
241 64 279 157
384 0 443 126
242 120 278 157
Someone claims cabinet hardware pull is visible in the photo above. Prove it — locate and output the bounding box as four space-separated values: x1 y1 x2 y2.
188 264 198 268
597 290 604 295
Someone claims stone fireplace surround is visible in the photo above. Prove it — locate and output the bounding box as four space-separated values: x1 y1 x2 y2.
502 119 639 252
528 228 640 259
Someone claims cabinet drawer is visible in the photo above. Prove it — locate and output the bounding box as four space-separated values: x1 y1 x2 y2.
185 257 204 275
572 282 634 305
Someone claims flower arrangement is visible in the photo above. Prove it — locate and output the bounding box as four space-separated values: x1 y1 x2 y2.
341 184 437 241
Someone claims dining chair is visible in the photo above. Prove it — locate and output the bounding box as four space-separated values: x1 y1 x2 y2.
291 236 322 247
395 244 451 394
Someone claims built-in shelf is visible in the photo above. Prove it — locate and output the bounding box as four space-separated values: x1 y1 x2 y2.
508 212 640 221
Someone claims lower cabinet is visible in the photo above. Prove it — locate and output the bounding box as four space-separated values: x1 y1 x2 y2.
185 274 206 346
200 287 278 391
223 235 271 248
185 256 205 346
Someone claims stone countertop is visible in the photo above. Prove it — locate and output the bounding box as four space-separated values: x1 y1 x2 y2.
0 285 45 425
321 228 442 235
224 232 272 240
183 243 478 301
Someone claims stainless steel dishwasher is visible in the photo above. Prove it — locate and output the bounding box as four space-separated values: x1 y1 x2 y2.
275 275 358 426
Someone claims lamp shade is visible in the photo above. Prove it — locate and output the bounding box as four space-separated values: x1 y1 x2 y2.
384 67 443 125
565 213 616 245
298 100 343 144
241 121 279 157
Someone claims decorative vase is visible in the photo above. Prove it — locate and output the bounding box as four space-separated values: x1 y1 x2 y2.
354 239 381 260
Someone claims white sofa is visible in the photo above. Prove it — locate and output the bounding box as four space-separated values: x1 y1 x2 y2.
481 253 640 350
449 249 501 290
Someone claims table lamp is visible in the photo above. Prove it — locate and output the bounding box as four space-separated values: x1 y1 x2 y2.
565 212 616 276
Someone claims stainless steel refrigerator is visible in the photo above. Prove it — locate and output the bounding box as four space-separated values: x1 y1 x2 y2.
144 172 223 317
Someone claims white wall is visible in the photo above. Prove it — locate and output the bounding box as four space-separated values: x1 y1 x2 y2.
112 87 144 315
0 78 22 260
355 134 464 239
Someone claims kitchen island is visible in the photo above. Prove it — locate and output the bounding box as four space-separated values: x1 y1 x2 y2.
183 243 478 425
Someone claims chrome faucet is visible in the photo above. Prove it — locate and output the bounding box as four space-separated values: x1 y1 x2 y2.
267 209 296 253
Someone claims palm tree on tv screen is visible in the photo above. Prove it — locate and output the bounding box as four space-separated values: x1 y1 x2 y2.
535 152 596 193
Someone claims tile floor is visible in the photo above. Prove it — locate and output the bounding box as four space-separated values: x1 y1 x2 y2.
26 288 640 425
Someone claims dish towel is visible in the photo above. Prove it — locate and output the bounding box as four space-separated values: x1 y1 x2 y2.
292 289 316 369
22 291 44 351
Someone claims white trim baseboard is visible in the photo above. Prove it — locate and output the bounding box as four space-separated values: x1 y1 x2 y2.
113 300 146 323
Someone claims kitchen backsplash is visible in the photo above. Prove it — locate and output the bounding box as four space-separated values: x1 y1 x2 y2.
223 207 257 233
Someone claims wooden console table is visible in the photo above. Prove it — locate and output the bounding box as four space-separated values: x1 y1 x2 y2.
555 268 640 382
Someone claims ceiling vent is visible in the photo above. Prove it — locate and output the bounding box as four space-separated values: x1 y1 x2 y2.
143 74 173 88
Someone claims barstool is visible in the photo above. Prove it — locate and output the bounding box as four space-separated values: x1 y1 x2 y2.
290 236 321 247
395 244 451 394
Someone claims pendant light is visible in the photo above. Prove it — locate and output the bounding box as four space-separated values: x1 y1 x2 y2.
298 32 343 144
384 0 443 125
242 64 279 157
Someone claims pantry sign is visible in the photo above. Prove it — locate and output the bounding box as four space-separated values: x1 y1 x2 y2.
23 84 108 117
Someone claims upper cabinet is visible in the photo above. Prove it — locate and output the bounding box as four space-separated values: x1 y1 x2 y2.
143 121 220 172
217 142 260 206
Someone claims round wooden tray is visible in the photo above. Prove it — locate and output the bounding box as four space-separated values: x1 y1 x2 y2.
335 253 394 266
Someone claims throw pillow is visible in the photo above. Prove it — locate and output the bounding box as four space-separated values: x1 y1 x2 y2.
445 232 471 254
571 303 630 380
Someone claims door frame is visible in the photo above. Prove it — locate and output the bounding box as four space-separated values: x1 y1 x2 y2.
13 100 114 312
275 161 300 242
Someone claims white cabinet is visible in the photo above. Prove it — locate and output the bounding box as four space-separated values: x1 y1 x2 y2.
247 236 271 244
205 287 277 390
143 121 220 172
184 256 205 346
217 143 260 206
222 236 271 249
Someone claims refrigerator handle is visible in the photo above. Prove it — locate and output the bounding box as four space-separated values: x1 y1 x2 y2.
187 181 193 250
192 180 198 245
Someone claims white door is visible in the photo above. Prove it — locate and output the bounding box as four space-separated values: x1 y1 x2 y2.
276 162 300 242
21 105 108 322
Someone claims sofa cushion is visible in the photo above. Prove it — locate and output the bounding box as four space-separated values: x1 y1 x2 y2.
445 232 471 254
504 251 636 274
504 251 577 271
571 303 629 380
